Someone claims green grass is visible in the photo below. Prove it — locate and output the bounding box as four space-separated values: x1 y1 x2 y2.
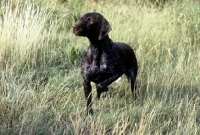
0 0 199 134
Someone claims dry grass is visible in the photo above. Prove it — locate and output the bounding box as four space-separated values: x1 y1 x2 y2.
0 0 199 134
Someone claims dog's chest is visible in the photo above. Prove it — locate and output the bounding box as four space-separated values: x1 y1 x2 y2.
81 46 125 82
91 49 123 73
99 52 116 71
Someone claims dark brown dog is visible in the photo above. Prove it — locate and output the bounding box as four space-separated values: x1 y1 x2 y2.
73 12 138 115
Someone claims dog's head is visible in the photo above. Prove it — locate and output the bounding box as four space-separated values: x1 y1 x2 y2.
72 12 112 41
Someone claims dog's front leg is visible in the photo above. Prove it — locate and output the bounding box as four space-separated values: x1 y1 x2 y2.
96 73 123 99
83 80 93 115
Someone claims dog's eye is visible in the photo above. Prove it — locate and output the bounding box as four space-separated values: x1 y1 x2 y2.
87 18 91 22
87 18 94 24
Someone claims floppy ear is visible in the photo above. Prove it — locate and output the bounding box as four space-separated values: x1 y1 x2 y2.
97 17 112 41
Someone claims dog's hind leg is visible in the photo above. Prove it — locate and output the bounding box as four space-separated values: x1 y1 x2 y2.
129 76 137 100
125 68 137 100
96 85 108 99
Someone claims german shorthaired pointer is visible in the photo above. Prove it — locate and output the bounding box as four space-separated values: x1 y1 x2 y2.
72 12 138 115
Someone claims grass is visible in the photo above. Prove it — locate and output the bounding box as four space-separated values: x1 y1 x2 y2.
0 0 199 134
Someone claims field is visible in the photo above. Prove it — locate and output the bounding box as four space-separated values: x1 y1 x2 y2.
0 0 199 134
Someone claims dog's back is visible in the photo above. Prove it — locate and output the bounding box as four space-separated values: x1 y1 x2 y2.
114 42 138 74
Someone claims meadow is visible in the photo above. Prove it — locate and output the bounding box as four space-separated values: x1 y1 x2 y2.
0 0 199 134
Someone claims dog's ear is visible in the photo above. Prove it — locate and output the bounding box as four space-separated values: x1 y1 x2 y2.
97 17 112 41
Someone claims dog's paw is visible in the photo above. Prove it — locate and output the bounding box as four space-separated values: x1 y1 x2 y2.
97 84 108 92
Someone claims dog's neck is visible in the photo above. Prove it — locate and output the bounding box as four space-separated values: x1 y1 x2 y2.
87 35 111 47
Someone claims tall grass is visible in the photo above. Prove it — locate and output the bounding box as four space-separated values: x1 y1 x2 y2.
0 0 199 134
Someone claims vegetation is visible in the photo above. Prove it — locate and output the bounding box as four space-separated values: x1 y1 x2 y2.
0 0 199 134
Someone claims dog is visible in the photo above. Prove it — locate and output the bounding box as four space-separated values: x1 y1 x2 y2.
72 12 138 115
